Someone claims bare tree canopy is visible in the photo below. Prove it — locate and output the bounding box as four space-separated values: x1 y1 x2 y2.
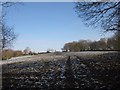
75 2 120 32
0 2 15 7
2 23 17 49
0 2 17 50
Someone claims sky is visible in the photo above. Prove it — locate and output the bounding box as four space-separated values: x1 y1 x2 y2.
4 2 114 52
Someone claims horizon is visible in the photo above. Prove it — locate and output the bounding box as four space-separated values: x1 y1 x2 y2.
4 2 114 52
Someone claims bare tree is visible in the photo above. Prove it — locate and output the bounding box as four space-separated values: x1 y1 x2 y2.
0 2 16 7
0 2 17 50
75 1 120 32
0 2 17 60
2 23 17 49
23 47 31 55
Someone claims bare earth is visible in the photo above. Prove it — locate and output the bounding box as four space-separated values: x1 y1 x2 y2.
2 51 120 89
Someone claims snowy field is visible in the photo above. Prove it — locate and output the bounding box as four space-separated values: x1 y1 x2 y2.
1 53 65 65
0 51 116 65
2 51 120 89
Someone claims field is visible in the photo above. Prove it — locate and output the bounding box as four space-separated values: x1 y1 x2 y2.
2 51 120 89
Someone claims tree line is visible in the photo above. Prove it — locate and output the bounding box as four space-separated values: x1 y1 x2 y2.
62 32 120 52
2 47 38 60
2 49 23 60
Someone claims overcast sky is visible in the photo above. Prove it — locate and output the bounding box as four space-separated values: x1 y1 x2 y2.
4 2 114 52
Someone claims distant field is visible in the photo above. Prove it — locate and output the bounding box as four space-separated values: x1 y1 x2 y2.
1 51 117 65
2 51 120 89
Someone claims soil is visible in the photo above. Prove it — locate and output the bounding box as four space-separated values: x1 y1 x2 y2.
2 52 120 89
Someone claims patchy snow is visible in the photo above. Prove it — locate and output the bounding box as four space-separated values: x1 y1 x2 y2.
0 51 117 65
0 54 65 65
